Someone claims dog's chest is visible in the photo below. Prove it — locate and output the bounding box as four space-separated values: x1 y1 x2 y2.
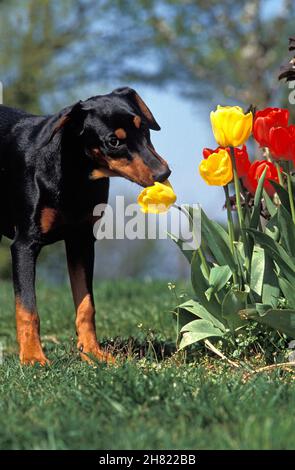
38 175 109 237
39 206 100 235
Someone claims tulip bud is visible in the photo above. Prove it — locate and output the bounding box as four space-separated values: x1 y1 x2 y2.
137 181 177 214
210 105 253 147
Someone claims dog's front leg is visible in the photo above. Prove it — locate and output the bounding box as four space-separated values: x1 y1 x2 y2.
65 226 115 364
11 238 49 365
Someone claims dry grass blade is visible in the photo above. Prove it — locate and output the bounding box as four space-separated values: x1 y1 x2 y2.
204 339 240 368
244 362 295 381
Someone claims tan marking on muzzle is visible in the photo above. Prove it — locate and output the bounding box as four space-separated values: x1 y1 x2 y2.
115 128 127 139
107 153 154 186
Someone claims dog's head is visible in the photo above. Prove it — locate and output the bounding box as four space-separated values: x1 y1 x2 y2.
42 87 171 187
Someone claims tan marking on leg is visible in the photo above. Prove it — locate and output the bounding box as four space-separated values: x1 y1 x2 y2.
16 298 49 365
68 265 115 364
40 208 57 233
115 128 127 139
133 115 141 129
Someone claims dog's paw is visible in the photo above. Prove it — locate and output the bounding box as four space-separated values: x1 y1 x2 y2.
20 353 51 366
78 342 116 365
19 345 50 366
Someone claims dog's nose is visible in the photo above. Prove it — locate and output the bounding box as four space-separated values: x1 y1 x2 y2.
154 168 171 183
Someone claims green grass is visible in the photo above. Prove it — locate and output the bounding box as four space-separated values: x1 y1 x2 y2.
0 280 295 450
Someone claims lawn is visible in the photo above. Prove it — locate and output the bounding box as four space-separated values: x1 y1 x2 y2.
0 280 295 450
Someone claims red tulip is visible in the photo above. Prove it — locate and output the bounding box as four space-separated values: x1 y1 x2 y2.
253 107 289 148
202 145 250 178
233 145 251 178
243 160 281 197
268 125 295 161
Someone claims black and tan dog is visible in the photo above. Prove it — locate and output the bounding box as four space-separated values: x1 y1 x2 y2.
0 87 171 365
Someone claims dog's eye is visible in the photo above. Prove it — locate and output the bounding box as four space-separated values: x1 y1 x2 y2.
108 136 121 148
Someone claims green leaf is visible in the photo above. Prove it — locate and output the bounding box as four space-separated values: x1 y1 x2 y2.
250 167 267 230
168 232 193 263
177 307 199 330
200 209 237 272
263 189 277 217
184 204 202 243
264 225 280 242
239 303 272 319
250 246 265 296
244 308 295 339
247 229 295 285
278 277 295 309
177 299 226 331
256 303 274 315
269 180 291 213
262 255 280 308
265 212 280 242
221 287 249 331
278 205 295 257
205 265 232 300
235 241 247 282
179 319 224 350
191 251 221 317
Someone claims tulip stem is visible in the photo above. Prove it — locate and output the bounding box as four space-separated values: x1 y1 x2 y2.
230 147 250 271
224 185 238 286
286 161 295 224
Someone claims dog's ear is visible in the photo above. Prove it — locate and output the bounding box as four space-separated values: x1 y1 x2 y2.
113 87 161 131
39 100 91 146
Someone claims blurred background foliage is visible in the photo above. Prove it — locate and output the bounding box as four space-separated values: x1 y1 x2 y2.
0 0 294 281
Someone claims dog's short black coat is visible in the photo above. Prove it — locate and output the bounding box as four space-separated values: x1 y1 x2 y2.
0 87 171 365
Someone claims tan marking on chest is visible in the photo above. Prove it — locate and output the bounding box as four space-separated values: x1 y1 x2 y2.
40 208 58 233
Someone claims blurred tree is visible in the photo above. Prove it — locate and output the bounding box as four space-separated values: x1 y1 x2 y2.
109 0 295 107
0 0 165 112
1 0 294 114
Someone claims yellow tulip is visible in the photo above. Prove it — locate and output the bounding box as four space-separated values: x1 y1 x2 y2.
137 180 177 213
199 149 233 186
210 105 253 147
